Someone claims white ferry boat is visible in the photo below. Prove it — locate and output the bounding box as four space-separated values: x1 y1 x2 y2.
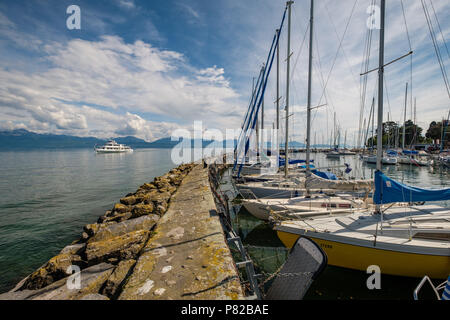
94 140 133 153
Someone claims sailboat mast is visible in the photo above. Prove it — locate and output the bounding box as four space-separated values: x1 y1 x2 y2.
337 128 340 149
376 0 386 212
314 131 316 149
276 29 280 131
413 97 416 146
395 122 399 149
284 1 293 178
344 130 347 150
333 112 336 147
387 112 390 149
305 0 314 175
371 97 375 148
261 65 265 131
255 79 260 160
362 118 366 149
251 76 259 160
402 82 408 150
256 114 260 158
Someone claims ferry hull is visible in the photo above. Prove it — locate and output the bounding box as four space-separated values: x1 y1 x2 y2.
95 150 132 153
276 230 450 279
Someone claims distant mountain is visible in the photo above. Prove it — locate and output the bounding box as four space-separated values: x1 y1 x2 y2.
145 137 195 149
0 129 105 150
0 129 236 150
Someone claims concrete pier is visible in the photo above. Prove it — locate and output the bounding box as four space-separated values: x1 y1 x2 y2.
0 163 244 300
118 164 244 299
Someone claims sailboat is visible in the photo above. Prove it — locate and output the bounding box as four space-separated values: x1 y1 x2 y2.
239 0 374 222
232 7 290 181
326 113 342 159
242 194 367 221
275 202 450 278
360 97 397 164
235 0 372 204
273 0 450 279
439 155 450 168
363 154 397 165
397 150 432 167
395 85 431 167
340 131 356 155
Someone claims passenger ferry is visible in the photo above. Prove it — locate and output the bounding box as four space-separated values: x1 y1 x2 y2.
94 140 133 153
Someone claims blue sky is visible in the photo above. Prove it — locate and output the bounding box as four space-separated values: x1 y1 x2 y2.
0 0 449 144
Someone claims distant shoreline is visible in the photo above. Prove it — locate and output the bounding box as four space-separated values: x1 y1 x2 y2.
0 146 176 151
0 129 237 151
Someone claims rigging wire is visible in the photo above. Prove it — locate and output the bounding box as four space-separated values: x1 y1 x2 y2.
288 7 313 146
383 74 392 127
316 0 359 108
400 0 414 124
358 0 375 148
308 0 359 149
421 0 450 100
323 2 360 89
311 34 332 128
429 0 450 60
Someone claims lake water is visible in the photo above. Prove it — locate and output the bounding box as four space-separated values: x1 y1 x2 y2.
0 149 448 298
0 148 178 292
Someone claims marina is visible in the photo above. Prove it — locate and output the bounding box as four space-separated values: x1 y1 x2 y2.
0 0 449 304
228 0 450 300
0 149 448 300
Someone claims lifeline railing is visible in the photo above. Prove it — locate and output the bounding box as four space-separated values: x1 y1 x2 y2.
414 275 450 300
207 161 262 300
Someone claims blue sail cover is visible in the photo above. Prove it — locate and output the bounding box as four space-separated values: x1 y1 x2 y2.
373 170 450 204
402 150 418 155
312 170 337 180
299 164 315 169
386 150 398 156
278 157 314 166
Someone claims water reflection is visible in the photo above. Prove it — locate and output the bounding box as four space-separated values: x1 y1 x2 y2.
0 148 177 292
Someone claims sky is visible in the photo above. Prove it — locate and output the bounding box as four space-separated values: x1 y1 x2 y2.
0 0 449 145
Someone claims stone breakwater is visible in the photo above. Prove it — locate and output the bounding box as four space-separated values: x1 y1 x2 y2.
0 163 244 300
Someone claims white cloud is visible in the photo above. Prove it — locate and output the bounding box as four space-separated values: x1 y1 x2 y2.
210 0 449 147
114 112 180 141
118 0 135 10
1 0 449 147
0 120 27 131
0 12 14 28
177 2 201 22
0 34 242 140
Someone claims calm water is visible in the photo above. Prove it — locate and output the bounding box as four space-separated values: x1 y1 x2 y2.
221 152 449 300
0 149 448 298
0 148 178 292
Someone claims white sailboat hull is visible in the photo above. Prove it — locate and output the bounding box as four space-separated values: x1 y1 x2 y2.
397 156 431 166
363 155 397 165
242 196 365 221
275 205 450 278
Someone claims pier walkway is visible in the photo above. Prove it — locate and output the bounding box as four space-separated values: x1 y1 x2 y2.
118 164 244 299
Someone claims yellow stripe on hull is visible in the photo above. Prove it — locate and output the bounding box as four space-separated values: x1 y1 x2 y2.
277 231 450 279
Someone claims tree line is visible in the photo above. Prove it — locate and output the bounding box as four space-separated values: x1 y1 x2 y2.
365 119 449 148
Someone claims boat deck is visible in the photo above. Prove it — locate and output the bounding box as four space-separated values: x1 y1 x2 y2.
277 205 450 254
